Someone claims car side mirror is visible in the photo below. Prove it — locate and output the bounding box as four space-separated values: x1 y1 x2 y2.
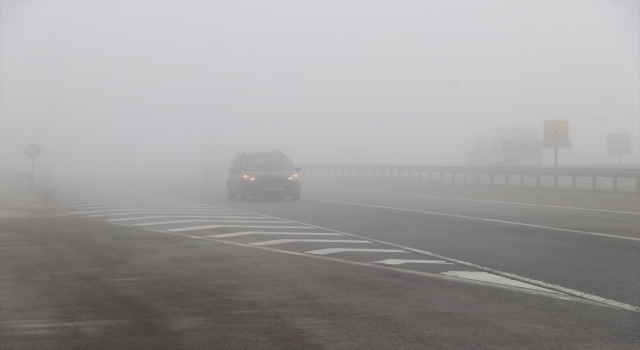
295 167 302 172
229 168 238 173
466 151 475 157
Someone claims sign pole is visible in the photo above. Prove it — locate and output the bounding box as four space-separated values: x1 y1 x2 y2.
24 144 41 189
31 157 35 187
542 120 570 169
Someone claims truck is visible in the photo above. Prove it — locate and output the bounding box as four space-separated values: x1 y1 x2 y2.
467 126 541 167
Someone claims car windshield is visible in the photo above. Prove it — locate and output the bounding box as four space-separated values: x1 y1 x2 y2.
501 141 539 153
242 155 293 171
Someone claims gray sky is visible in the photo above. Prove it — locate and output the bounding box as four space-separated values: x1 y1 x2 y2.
1 1 638 180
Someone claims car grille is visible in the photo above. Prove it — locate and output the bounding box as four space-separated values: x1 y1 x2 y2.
256 178 289 185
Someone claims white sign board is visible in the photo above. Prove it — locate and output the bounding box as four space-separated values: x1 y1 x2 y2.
607 134 632 155
543 120 569 141
541 141 572 149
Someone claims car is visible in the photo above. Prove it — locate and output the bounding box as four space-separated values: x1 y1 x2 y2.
226 150 302 200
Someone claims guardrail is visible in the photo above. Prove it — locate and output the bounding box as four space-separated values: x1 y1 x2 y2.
300 165 640 193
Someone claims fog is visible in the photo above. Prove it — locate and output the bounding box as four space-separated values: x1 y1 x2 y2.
1 1 638 184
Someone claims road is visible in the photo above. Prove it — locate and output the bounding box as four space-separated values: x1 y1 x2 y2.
1 179 639 349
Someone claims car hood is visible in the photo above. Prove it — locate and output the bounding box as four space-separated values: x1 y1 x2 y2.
242 170 296 178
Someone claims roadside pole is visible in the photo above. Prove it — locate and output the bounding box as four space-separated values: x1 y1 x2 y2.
24 144 41 188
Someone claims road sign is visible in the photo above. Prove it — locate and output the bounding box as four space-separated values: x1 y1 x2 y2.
24 144 41 158
607 134 631 155
543 120 569 141
541 141 571 149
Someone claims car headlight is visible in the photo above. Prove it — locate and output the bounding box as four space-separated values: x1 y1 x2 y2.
288 174 299 181
242 174 256 181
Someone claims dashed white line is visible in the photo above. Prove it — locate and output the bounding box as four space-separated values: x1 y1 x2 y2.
167 225 316 233
306 248 408 255
133 219 289 227
107 215 266 222
207 232 342 238
304 198 640 242
373 259 453 265
251 239 371 246
67 208 221 214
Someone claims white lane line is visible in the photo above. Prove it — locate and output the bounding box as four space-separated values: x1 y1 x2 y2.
251 239 371 246
307 186 640 215
167 225 316 233
63 204 204 209
373 259 453 265
67 208 221 214
61 201 187 208
84 211 242 217
234 204 640 313
208 232 342 238
106 215 266 222
306 248 408 255
441 271 565 294
95 184 640 312
203 235 599 305
133 219 289 227
304 198 640 242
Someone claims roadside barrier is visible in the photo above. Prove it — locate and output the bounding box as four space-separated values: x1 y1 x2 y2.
300 165 640 193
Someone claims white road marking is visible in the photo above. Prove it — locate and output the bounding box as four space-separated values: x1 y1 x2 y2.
63 204 206 210
61 201 186 208
67 208 221 214
106 215 266 222
441 271 565 294
74 185 640 313
251 239 371 246
133 219 289 226
208 232 342 238
167 225 316 233
240 204 640 313
373 259 453 265
304 198 640 241
307 186 640 215
306 248 408 255
84 211 242 217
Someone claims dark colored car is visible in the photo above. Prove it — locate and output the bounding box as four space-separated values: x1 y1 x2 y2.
227 151 301 200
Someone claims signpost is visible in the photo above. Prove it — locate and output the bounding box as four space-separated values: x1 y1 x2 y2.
607 133 632 164
541 120 570 168
24 144 41 187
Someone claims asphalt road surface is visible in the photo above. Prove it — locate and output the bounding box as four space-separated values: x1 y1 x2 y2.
1 179 639 349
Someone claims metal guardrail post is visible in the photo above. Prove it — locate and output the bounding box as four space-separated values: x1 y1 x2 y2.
302 165 639 194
